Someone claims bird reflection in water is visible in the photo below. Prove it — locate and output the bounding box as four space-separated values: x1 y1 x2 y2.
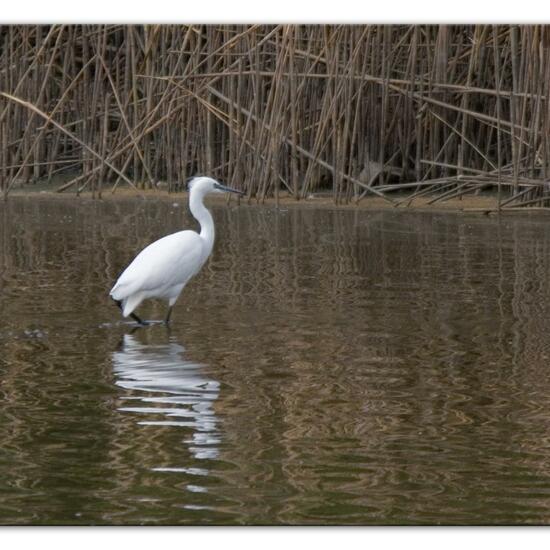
112 333 220 462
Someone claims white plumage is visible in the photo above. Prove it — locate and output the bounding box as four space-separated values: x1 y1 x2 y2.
110 231 204 316
110 176 243 325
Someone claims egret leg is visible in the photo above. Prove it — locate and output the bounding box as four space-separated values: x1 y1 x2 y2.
164 306 173 325
113 298 147 326
132 313 148 326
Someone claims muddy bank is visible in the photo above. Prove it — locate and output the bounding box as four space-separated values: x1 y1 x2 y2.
7 186 542 215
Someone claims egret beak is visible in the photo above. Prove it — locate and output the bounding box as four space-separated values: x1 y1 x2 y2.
214 182 244 195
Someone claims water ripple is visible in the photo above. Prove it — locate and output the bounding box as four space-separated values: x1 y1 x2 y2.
3 199 550 523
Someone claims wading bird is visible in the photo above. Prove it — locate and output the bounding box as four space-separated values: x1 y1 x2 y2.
110 176 243 325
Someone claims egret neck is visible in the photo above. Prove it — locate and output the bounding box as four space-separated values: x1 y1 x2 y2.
189 187 215 258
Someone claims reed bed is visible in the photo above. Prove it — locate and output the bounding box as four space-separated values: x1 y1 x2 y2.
1 24 550 208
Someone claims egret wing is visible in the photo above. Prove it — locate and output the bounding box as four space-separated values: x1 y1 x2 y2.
110 231 205 300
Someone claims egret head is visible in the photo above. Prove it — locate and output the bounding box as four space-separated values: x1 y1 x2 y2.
187 176 243 196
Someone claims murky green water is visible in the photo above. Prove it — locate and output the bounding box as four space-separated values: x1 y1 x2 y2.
2 195 550 524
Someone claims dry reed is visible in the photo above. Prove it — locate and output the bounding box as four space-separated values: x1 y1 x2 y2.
1 24 550 208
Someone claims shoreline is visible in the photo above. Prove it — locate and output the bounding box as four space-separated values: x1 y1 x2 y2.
4 187 550 215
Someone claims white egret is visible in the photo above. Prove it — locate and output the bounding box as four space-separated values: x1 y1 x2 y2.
110 176 243 325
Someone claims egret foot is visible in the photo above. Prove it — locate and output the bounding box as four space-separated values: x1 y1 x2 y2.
113 298 147 326
164 306 173 325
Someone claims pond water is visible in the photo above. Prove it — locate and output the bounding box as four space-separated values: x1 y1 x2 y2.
2 195 550 525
